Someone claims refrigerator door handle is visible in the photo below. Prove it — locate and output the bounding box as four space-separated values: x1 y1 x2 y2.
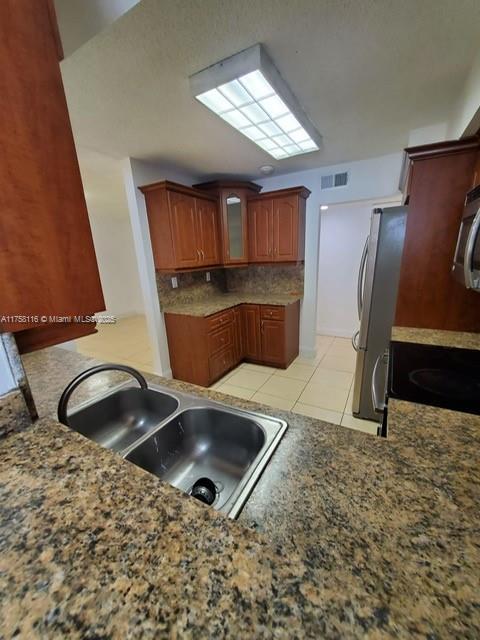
464 208 480 289
352 330 359 352
357 236 369 320
371 350 388 413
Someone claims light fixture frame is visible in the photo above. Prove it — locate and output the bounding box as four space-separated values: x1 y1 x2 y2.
189 44 322 155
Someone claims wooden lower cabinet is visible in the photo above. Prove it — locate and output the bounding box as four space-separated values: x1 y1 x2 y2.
165 301 300 386
260 320 285 364
232 307 243 362
253 302 300 367
241 305 261 360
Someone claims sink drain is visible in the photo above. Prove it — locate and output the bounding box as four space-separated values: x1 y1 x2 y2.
190 477 217 505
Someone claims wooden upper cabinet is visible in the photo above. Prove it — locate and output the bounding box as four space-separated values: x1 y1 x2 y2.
248 187 310 263
395 137 480 331
168 190 199 268
472 149 480 189
0 0 105 337
142 181 309 270
194 181 262 265
248 198 274 262
140 181 220 271
195 198 220 266
273 195 299 261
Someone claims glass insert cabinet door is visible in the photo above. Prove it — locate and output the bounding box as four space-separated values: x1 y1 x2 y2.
224 192 247 262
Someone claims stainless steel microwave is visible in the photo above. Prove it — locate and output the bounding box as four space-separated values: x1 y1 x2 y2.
452 186 480 292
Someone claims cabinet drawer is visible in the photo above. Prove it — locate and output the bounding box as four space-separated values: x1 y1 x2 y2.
207 309 234 332
209 346 234 382
208 325 233 355
260 305 285 321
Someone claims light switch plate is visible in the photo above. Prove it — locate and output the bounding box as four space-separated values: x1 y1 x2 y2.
171 276 178 289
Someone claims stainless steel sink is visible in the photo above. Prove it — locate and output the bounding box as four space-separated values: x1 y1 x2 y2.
65 381 287 518
67 387 179 453
125 408 266 515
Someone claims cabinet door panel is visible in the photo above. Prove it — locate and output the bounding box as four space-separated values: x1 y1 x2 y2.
169 191 199 268
233 307 244 363
248 199 273 262
273 195 298 261
196 198 220 266
208 325 233 355
209 346 234 383
242 305 261 360
223 190 248 264
261 320 285 364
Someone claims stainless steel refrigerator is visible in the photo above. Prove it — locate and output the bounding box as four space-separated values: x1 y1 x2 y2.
352 206 407 422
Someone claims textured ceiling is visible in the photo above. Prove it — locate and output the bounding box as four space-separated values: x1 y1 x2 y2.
61 0 480 181
54 0 141 57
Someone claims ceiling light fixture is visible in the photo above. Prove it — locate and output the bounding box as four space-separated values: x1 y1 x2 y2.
320 205 329 210
259 164 275 175
190 44 322 160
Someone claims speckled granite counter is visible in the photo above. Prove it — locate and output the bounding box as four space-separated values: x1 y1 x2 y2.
1 347 480 637
162 293 301 317
392 326 480 350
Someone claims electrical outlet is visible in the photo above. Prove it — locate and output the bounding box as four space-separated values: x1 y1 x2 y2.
171 276 178 289
206 271 211 282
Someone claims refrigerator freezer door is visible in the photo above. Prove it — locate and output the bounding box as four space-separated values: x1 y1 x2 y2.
357 236 369 320
357 212 382 351
352 207 407 421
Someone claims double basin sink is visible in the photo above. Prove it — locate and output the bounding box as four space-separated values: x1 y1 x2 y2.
65 382 287 518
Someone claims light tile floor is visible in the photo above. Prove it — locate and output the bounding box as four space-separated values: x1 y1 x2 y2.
211 334 379 435
76 321 378 436
76 315 155 373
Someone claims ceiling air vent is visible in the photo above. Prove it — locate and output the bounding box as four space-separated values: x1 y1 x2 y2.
321 171 349 190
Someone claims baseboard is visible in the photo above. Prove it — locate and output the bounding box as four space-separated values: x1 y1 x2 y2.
299 346 317 359
316 326 353 339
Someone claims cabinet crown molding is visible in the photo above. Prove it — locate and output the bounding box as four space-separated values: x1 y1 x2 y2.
193 180 263 194
399 136 480 194
248 186 311 200
138 180 217 201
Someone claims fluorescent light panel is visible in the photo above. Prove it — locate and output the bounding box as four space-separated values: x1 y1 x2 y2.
191 46 321 160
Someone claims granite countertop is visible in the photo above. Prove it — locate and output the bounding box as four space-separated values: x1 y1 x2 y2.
392 326 480 350
162 293 301 317
1 346 480 637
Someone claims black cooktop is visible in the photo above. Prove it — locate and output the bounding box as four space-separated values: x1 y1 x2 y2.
388 341 480 415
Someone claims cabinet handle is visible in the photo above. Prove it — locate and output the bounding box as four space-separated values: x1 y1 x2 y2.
197 249 201 260
261 321 265 334
201 249 205 260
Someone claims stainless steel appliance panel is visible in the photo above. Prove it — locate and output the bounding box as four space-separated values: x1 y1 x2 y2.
352 206 407 422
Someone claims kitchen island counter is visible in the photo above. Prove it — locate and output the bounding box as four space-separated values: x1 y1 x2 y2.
0 346 479 638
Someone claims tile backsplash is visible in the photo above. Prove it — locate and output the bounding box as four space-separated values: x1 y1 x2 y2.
225 264 304 296
156 264 304 308
156 269 227 308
